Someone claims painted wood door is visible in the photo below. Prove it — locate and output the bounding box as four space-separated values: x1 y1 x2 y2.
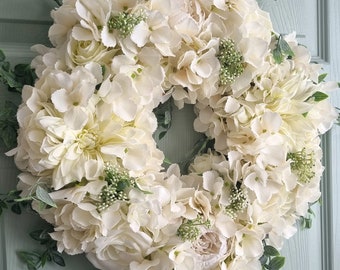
1 0 339 269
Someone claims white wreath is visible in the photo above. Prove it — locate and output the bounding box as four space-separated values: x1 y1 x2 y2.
9 0 338 269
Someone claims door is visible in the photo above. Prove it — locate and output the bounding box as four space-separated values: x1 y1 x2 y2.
1 0 339 269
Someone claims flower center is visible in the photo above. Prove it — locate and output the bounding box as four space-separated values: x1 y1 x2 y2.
77 129 99 150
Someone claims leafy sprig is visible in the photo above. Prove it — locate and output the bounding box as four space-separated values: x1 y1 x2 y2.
0 49 36 148
15 185 57 210
0 185 56 218
260 243 285 270
18 228 65 270
0 189 30 216
0 49 36 93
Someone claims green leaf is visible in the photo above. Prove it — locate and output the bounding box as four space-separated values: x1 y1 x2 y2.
0 200 7 208
29 229 50 242
278 38 294 58
11 203 21 214
35 186 57 208
17 251 40 269
52 252 66 267
273 47 283 64
268 256 285 270
259 254 268 265
318 73 328 83
272 35 294 64
158 131 167 140
264 245 280 256
311 91 328 102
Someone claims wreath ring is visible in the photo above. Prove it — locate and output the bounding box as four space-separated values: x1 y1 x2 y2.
7 0 338 269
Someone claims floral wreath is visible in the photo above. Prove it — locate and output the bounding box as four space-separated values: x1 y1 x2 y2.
1 0 339 269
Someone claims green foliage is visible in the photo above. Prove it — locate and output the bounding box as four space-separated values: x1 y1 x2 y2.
0 49 36 93
1 184 56 218
310 91 329 102
318 73 328 83
0 189 30 216
153 98 173 140
272 34 295 64
260 243 285 270
300 201 317 229
0 49 36 148
53 0 62 6
15 184 57 210
0 100 19 148
18 228 65 270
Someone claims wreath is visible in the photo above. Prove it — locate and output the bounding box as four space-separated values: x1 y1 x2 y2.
0 0 338 269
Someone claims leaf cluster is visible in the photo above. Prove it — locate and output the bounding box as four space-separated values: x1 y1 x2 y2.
0 100 19 148
0 49 36 93
260 244 285 270
0 49 36 148
0 189 30 216
272 34 295 64
18 229 65 270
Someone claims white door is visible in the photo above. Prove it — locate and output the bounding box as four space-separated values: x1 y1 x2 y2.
1 0 339 269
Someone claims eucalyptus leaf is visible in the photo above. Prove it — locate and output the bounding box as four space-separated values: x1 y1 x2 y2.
35 186 57 208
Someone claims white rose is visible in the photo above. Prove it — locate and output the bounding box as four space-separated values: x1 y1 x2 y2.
86 225 154 270
193 231 228 269
67 37 117 67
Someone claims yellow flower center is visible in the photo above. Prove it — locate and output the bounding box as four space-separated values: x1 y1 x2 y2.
77 129 99 150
